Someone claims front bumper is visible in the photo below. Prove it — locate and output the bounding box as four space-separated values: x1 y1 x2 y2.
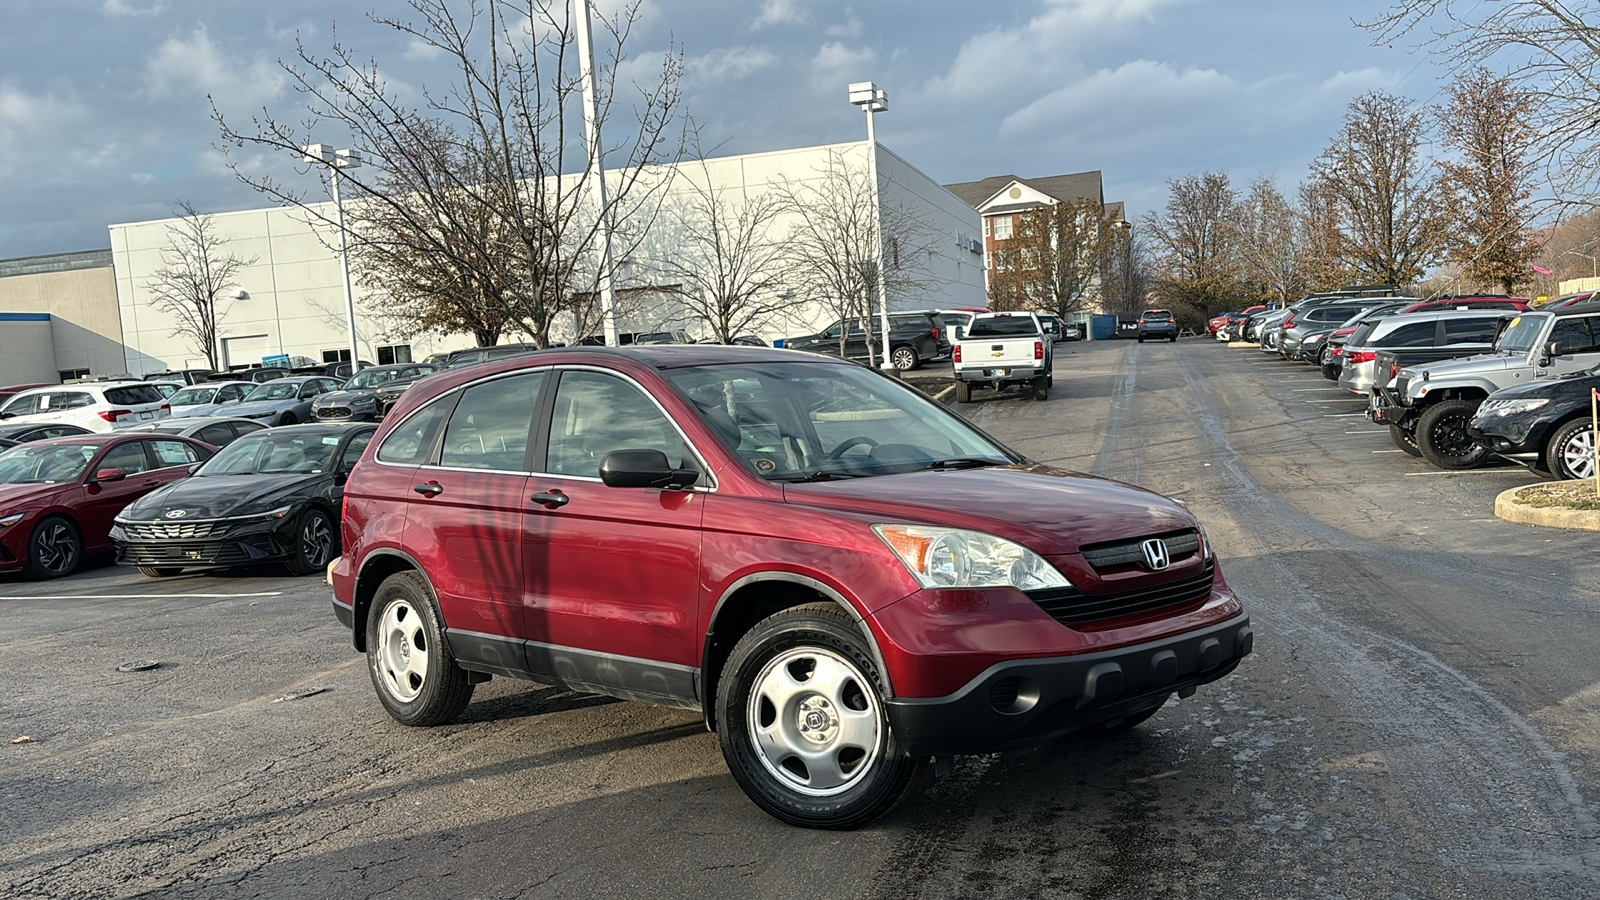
1467 413 1550 462
112 517 297 568
885 611 1252 755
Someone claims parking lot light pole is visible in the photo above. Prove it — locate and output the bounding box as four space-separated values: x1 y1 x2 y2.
848 81 894 371
302 143 364 372
575 0 619 347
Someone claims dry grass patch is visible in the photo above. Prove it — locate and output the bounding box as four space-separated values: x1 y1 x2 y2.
1510 481 1600 511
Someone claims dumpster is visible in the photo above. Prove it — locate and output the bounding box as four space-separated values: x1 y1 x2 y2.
1090 314 1118 341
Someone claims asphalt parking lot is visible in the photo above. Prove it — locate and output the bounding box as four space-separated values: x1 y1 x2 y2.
5 337 1599 899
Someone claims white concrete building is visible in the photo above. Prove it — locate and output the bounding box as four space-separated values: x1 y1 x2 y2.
0 250 128 384
109 142 986 375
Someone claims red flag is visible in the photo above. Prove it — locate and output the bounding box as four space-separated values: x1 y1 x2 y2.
1533 264 1554 275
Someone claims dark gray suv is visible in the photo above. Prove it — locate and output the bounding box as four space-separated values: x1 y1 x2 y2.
785 311 948 370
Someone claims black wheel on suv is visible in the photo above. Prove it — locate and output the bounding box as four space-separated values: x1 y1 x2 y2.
1545 418 1597 481
717 603 919 829
366 571 475 726
890 345 919 371
1389 424 1421 457
1416 400 1489 469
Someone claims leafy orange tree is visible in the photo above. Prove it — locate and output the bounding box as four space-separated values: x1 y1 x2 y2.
1436 69 1540 294
988 197 1116 318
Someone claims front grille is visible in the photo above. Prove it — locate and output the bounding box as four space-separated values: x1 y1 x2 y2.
119 540 254 566
1079 530 1200 571
121 521 228 540
1028 560 1215 626
317 407 352 419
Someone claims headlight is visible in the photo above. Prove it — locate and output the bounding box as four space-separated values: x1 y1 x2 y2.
1478 398 1549 418
873 525 1071 590
0 512 25 529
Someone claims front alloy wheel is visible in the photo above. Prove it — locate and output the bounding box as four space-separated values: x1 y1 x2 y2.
1546 419 1598 481
26 516 80 579
283 508 336 576
718 603 918 829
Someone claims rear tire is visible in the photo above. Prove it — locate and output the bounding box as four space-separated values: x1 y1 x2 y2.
366 571 474 726
1545 418 1597 480
1389 424 1422 457
953 381 971 403
1416 400 1489 469
137 566 184 577
890 345 919 371
716 603 919 829
1030 376 1048 401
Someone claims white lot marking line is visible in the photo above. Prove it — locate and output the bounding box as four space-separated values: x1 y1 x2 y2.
1306 398 1367 402
1346 430 1386 434
1323 413 1367 417
1402 469 1519 476
1292 388 1345 392
1372 449 1405 453
0 591 285 600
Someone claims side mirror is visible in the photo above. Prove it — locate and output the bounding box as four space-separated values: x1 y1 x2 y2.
334 470 350 487
92 468 127 484
599 449 698 490
1547 340 1564 358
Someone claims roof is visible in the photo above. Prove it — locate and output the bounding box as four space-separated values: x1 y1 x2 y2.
943 171 1105 210
0 249 113 279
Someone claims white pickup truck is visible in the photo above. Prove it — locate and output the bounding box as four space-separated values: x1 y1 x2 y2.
952 311 1052 402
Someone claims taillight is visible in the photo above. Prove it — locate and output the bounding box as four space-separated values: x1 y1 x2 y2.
1347 351 1376 364
98 409 132 422
1034 341 1043 360
160 403 170 412
1390 362 1403 379
341 494 348 522
1332 347 1344 357
931 327 939 338
1138 318 1146 325
953 345 962 363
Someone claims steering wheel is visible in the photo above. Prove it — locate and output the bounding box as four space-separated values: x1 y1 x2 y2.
827 435 880 460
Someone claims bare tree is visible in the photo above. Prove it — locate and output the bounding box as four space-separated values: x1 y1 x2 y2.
1100 225 1151 320
213 0 686 348
1143 171 1239 321
1436 68 1541 294
145 201 257 371
649 164 795 343
987 197 1115 319
1310 91 1447 287
1531 210 1600 297
769 148 940 365
1230 177 1307 304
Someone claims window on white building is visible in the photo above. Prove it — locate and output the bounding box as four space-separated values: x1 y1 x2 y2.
377 344 413 365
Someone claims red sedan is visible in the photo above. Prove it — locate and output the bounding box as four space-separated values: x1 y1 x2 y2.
0 434 213 579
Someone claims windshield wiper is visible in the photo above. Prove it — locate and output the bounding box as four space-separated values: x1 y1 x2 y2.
923 457 1005 470
777 470 863 483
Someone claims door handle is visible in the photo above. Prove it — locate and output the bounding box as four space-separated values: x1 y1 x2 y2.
413 482 444 497
530 490 569 509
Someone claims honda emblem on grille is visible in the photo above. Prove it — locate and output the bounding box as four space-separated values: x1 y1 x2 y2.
1140 538 1170 571
164 510 187 519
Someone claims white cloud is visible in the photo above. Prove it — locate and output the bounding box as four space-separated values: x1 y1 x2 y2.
753 0 810 31
686 46 777 84
826 9 863 39
143 25 287 111
102 0 164 17
402 38 444 62
809 41 876 90
0 83 93 180
1000 59 1236 141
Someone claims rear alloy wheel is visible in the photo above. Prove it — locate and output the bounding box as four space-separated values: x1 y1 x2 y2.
890 345 919 371
25 516 81 579
1416 399 1489 469
1389 424 1422 457
137 566 184 577
366 571 474 725
1546 418 1598 481
283 508 336 576
717 603 919 829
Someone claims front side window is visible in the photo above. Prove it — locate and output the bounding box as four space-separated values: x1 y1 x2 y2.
546 372 690 478
440 372 544 471
1 394 40 417
1548 317 1599 354
99 441 153 475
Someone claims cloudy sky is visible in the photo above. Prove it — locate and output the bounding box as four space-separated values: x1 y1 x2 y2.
0 0 1443 260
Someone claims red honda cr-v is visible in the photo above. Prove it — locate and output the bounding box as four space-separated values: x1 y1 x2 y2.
329 346 1252 828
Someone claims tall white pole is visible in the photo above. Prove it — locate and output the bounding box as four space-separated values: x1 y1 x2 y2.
574 0 619 347
865 104 893 371
332 169 361 371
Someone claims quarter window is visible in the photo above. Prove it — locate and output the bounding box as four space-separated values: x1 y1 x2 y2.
546 372 692 478
439 373 545 471
376 400 453 465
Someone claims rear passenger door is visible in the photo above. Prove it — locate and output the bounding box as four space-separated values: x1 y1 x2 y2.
521 368 705 700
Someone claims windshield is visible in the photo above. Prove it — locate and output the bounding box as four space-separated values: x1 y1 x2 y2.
199 431 340 476
1494 315 1546 355
666 362 1014 482
243 382 301 402
0 444 99 484
344 369 402 390
169 387 216 406
968 317 1040 337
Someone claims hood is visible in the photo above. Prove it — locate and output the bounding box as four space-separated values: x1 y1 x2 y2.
0 481 70 511
314 389 377 406
1487 370 1600 401
120 473 324 521
781 464 1194 556
1403 353 1512 379
168 405 219 418
220 398 294 415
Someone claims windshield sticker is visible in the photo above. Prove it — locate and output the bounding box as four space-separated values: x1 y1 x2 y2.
752 458 777 474
323 437 341 445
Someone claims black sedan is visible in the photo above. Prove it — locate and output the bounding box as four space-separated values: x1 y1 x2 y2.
110 423 375 577
0 422 95 443
1469 370 1600 480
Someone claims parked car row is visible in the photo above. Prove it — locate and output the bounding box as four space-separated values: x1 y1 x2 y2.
1216 290 1600 479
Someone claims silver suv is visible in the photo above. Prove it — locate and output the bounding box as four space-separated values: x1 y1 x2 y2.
1338 310 1504 395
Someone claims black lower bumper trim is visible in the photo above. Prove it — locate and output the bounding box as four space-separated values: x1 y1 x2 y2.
886 613 1252 755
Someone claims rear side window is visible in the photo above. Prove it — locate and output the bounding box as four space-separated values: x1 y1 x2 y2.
151 440 201 467
1442 319 1499 344
46 391 95 410
1376 321 1437 347
377 399 454 465
1549 317 1600 354
104 385 165 406
439 372 544 471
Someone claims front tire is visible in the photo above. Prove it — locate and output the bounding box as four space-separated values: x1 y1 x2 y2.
138 566 184 577
1416 400 1489 469
366 571 474 726
283 508 336 576
25 516 81 579
279 412 297 426
716 603 919 829
1389 424 1422 457
1546 418 1597 480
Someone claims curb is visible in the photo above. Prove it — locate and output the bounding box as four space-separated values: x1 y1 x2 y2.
931 384 956 403
1493 485 1600 531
